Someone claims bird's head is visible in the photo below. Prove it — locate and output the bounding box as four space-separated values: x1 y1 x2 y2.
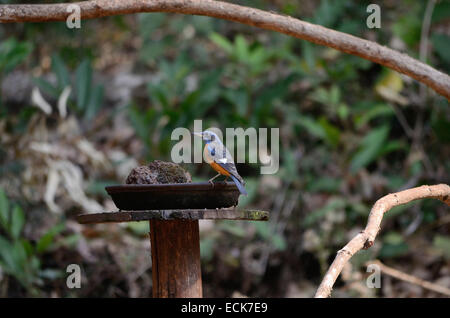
193 130 219 143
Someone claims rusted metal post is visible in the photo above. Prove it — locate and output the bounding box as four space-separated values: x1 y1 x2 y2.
149 219 202 298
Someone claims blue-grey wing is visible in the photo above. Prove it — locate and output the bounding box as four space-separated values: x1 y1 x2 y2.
209 140 245 184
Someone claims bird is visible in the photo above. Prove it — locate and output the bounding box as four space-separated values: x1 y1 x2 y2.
193 130 247 196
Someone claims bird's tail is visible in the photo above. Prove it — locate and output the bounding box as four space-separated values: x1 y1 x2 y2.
230 174 248 196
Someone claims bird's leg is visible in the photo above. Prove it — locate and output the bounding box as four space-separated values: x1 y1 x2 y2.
208 173 222 185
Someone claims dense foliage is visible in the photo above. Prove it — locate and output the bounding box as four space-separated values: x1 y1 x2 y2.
0 0 449 297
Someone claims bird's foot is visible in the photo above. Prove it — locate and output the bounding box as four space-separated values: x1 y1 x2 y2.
208 173 221 185
208 180 216 189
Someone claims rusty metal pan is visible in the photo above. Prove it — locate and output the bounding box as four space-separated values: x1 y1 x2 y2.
105 182 240 210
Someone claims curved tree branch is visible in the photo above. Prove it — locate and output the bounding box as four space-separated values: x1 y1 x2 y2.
1 0 450 99
315 184 450 298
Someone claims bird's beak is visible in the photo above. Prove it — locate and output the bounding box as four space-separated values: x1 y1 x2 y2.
193 132 203 138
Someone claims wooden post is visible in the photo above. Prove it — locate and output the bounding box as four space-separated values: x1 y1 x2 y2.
77 208 269 298
149 219 202 298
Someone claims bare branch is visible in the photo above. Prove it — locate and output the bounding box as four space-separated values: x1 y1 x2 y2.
315 184 450 298
369 260 450 297
419 0 436 100
1 0 450 99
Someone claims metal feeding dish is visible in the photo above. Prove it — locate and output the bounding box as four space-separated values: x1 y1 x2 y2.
106 181 240 210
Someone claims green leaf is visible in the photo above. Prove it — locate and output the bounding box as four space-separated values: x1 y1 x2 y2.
392 13 421 47
313 0 346 28
248 47 269 68
10 205 25 240
278 150 297 183
303 198 346 227
378 243 409 258
432 116 450 142
318 117 340 147
337 103 349 120
379 232 409 258
51 54 71 89
350 125 389 173
386 175 406 192
254 222 287 251
310 87 332 106
128 105 156 142
433 235 450 259
11 240 27 268
75 59 92 110
138 12 167 38
36 233 54 254
209 33 233 55
36 223 64 253
297 116 340 147
33 77 59 98
57 234 80 248
379 140 406 156
354 104 394 129
272 234 287 251
432 33 450 64
297 116 326 140
0 236 15 273
21 239 34 257
384 232 404 244
307 177 342 193
301 41 316 71
0 38 33 73
85 84 104 120
0 189 9 231
432 2 450 23
254 222 271 239
329 85 341 105
223 89 248 117
148 83 170 109
234 35 248 63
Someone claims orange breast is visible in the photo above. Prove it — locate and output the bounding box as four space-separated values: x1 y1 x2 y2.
210 162 231 176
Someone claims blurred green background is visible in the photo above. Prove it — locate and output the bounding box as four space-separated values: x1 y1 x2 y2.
0 0 449 297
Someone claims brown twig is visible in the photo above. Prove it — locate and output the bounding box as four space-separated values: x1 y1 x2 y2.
315 184 450 298
368 260 450 297
1 0 450 99
419 0 436 100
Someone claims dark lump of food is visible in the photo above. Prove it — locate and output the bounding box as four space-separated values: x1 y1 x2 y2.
125 160 192 184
